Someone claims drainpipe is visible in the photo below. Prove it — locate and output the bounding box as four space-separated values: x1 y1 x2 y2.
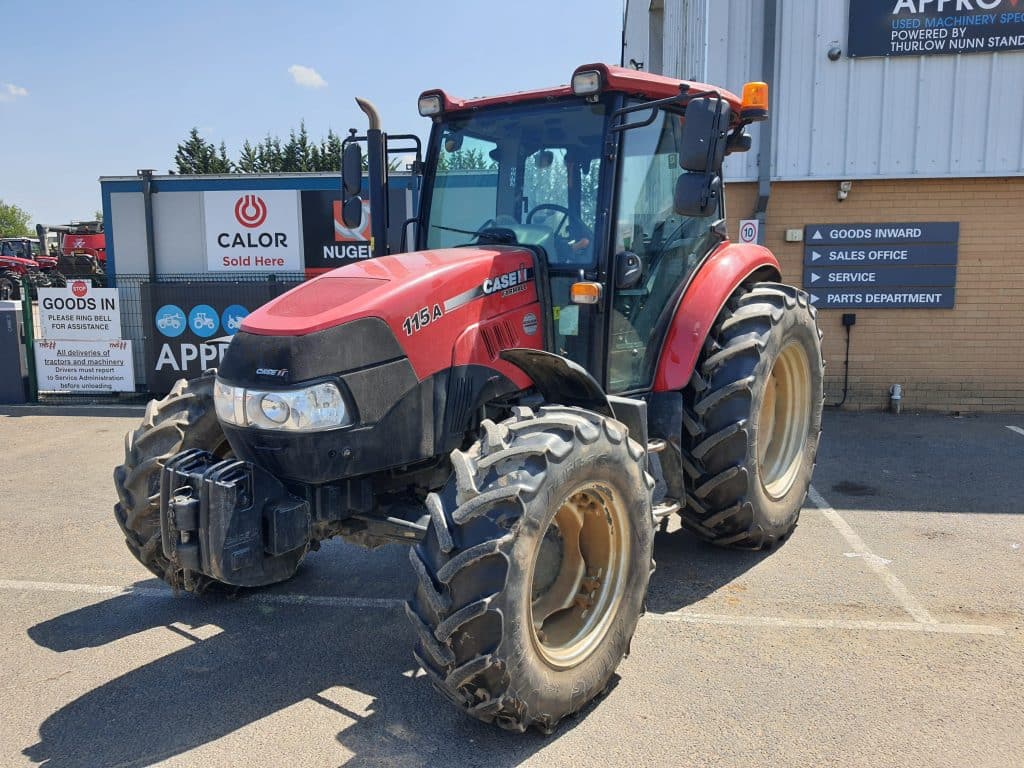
754 0 777 242
138 169 157 279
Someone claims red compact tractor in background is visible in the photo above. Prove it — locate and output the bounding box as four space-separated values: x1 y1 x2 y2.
114 64 823 732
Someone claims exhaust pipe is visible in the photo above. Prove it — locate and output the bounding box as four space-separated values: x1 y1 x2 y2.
354 97 388 257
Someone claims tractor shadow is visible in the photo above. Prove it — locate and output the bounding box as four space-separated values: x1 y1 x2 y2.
645 526 775 614
23 574 592 767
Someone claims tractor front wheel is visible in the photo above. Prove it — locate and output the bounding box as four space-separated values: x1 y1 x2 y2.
679 282 824 548
407 406 655 732
113 375 233 591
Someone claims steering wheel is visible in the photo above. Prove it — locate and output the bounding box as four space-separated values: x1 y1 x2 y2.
525 204 571 236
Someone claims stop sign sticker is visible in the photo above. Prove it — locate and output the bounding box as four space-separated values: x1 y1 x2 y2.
71 280 89 297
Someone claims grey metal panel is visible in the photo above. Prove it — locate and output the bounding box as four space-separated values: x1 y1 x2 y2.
629 0 1024 181
153 191 206 273
109 193 148 274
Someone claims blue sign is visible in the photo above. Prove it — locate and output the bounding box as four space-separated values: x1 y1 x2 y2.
804 222 959 245
221 304 249 335
809 289 955 310
155 304 186 338
849 0 1024 58
804 243 959 267
188 304 220 338
806 266 956 288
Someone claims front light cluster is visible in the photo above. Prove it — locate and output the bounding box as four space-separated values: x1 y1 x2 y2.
214 379 351 432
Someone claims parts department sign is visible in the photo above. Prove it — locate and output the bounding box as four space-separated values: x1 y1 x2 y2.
205 190 302 272
802 222 959 309
849 0 1024 58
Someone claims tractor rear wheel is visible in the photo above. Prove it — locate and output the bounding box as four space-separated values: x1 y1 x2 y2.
679 282 823 548
0 271 21 300
113 375 233 591
406 406 655 732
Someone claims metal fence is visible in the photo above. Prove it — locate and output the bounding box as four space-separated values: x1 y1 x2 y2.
34 272 308 404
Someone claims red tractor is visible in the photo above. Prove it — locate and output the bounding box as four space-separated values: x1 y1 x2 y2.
114 64 823 732
0 238 61 298
36 221 107 286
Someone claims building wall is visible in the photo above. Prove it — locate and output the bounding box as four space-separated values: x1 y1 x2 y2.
624 0 1024 182
726 177 1024 412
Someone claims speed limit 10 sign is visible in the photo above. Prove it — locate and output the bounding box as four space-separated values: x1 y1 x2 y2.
739 219 760 244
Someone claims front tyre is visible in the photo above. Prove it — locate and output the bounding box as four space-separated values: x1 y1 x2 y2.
406 406 655 733
113 375 230 591
679 282 824 548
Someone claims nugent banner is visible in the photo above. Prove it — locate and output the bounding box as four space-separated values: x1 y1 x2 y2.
205 190 302 272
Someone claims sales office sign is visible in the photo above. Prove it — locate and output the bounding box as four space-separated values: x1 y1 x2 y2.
204 190 302 272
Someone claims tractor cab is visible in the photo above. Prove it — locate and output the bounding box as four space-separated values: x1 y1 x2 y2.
343 64 767 396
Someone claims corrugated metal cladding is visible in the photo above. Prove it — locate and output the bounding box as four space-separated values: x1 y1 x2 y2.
623 0 1024 182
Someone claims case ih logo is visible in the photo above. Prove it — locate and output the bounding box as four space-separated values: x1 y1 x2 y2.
234 195 268 228
71 280 89 297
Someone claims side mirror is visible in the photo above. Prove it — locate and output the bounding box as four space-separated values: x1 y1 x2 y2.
679 96 731 172
615 251 643 289
674 172 722 218
342 143 363 197
342 197 363 229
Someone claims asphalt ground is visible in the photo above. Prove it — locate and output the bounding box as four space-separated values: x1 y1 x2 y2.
0 408 1021 767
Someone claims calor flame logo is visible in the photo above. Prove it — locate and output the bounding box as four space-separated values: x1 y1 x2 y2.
234 195 268 228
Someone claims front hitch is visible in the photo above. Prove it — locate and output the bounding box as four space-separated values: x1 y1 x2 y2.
159 450 309 588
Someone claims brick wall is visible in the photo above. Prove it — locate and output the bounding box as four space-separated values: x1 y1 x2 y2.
725 177 1024 413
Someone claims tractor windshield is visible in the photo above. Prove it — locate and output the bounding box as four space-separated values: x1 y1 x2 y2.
424 98 610 267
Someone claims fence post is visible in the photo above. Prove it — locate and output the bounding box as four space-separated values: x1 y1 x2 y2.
20 276 38 402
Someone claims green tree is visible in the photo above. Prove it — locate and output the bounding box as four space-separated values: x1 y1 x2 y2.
174 128 233 174
0 200 32 237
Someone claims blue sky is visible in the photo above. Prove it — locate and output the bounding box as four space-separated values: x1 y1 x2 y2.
2 0 625 226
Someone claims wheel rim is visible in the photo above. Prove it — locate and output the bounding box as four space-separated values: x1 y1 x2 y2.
529 483 630 669
757 341 812 498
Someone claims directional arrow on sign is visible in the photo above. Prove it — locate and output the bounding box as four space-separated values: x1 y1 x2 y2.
810 272 820 283
811 229 823 240
811 250 822 262
810 293 819 304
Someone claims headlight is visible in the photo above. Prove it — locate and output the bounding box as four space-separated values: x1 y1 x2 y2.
214 379 351 432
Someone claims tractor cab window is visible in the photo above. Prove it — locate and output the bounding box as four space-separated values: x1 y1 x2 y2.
608 107 720 393
424 99 608 269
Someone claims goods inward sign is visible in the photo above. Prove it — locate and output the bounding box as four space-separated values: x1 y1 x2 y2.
802 222 958 309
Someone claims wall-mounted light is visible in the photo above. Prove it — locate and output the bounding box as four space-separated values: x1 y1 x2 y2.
827 43 842 61
837 180 853 202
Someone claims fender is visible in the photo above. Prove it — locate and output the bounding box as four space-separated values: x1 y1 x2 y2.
653 241 781 392
500 349 614 417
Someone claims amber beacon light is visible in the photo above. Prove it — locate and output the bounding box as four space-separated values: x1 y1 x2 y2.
740 81 769 122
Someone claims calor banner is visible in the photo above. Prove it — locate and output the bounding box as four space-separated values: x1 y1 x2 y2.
204 190 302 272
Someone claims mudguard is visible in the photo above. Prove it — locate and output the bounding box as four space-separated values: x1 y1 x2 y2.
500 348 614 417
653 241 781 392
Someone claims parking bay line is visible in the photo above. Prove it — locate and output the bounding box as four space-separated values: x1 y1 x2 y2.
0 578 1004 636
1007 426 1024 438
807 485 937 625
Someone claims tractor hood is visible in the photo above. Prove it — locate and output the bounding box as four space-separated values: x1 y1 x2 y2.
0 255 40 269
217 245 545 484
222 246 544 391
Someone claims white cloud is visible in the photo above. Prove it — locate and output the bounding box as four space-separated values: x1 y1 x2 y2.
288 65 327 89
0 83 29 102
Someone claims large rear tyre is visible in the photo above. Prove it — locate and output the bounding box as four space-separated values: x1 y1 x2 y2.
0 271 21 300
113 375 232 591
406 406 655 733
679 282 824 548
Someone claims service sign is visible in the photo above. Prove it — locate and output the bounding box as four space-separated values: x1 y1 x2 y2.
34 339 135 393
140 281 298 394
204 190 302 272
37 282 122 340
849 0 1024 58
